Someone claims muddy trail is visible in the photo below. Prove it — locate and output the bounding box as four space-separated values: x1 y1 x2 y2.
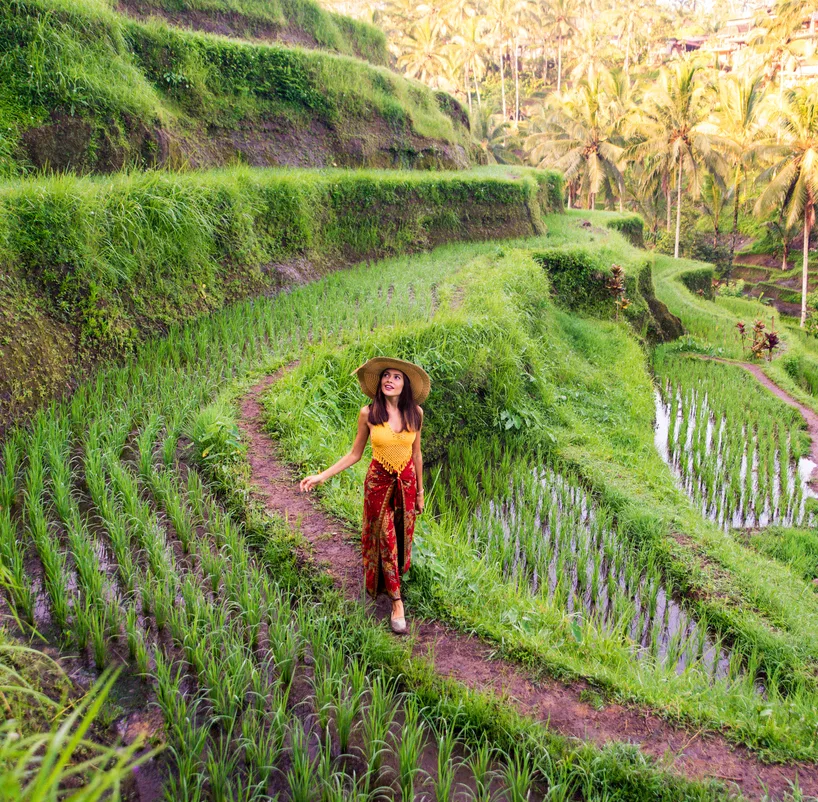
239 375 818 802
695 355 818 489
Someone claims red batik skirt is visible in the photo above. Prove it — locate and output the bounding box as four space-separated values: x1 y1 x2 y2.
361 458 417 601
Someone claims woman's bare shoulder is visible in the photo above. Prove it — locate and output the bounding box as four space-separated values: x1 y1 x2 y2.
360 404 371 419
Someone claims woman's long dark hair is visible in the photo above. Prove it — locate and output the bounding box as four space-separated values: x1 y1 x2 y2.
368 370 422 432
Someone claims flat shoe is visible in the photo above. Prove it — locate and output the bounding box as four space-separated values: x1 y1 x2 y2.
390 616 407 634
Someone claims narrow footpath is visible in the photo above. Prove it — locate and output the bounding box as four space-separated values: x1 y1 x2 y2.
239 374 818 802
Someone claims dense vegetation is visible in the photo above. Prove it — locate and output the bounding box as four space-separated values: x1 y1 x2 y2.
359 0 818 326
0 0 473 175
0 166 560 431
3 0 818 797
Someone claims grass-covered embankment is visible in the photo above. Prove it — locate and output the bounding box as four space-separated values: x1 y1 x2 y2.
262 214 818 764
115 0 389 64
0 166 561 431
0 0 471 175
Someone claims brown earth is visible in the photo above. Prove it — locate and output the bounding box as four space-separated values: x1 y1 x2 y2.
238 373 818 802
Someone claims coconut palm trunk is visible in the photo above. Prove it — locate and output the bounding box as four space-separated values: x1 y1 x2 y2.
514 36 520 122
730 170 740 266
465 63 473 114
674 157 683 259
802 212 811 327
557 36 563 93
499 46 507 119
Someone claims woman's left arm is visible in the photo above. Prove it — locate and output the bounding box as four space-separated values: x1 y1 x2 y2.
412 409 424 513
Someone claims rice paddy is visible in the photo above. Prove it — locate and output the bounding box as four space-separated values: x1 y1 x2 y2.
654 355 818 531
5 216 818 796
468 465 733 682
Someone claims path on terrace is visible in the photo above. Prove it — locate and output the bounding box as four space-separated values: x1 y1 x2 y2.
238 372 818 802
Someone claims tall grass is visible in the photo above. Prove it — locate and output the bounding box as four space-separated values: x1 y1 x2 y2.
1 166 559 429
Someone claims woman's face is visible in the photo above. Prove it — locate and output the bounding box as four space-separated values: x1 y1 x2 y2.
380 369 405 399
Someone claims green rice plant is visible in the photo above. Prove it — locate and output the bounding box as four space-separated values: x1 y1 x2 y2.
241 700 287 788
432 723 459 802
654 354 814 530
536 749 580 802
270 620 300 690
203 630 254 721
287 717 318 802
0 506 34 623
312 643 342 734
397 697 427 801
333 672 365 756
89 604 110 670
362 673 397 776
465 737 495 802
0 431 21 509
502 748 536 802
206 730 243 802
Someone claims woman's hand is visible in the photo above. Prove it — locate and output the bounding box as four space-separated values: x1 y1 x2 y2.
300 474 323 493
415 491 424 514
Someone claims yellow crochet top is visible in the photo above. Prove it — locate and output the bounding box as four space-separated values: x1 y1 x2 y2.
370 422 416 474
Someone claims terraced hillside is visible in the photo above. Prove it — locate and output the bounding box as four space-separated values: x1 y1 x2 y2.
3 0 818 798
731 254 818 320
0 0 472 175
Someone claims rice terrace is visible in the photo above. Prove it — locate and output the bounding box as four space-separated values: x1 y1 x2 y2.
3 0 818 799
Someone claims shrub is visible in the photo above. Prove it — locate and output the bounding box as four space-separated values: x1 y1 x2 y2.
606 214 645 248
679 267 715 300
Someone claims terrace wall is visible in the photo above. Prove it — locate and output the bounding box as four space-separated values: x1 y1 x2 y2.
0 167 562 432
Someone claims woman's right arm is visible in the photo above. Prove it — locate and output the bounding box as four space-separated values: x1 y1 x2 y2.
299 407 370 493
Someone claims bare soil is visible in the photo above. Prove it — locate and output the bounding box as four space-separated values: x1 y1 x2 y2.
238 374 818 802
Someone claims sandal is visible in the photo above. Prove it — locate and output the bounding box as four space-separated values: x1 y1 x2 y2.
390 600 407 634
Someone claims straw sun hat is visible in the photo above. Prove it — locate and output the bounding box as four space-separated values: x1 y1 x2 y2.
353 357 431 404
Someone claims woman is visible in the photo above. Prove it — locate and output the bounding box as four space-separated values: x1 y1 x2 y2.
300 357 429 634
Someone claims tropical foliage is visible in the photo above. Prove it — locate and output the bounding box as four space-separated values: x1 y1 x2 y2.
354 0 818 326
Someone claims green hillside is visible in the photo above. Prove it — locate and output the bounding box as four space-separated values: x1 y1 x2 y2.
0 0 471 175
115 0 389 64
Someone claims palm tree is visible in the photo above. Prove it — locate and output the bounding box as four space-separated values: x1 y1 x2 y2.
526 68 625 209
751 0 812 85
633 59 718 258
764 213 801 271
489 0 517 119
754 85 818 327
709 73 766 266
472 105 523 163
396 17 454 89
452 14 491 113
541 0 578 93
698 171 729 247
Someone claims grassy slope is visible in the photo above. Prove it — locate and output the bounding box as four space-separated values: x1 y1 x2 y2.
0 166 561 431
114 0 389 64
261 213 818 762
0 0 470 175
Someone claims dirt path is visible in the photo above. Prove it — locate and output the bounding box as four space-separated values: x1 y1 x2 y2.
696 355 818 488
239 375 818 802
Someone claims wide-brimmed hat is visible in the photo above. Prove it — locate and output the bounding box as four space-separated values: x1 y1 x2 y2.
352 357 431 404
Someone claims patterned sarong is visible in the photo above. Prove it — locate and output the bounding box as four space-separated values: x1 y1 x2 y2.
361 458 417 600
